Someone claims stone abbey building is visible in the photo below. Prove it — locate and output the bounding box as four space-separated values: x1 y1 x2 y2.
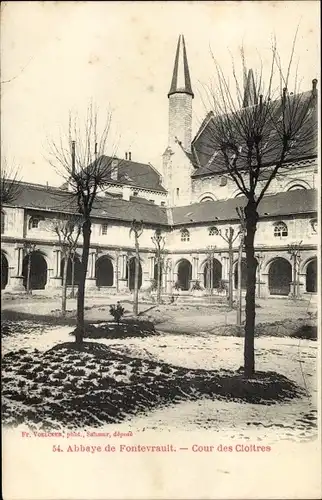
1 36 318 298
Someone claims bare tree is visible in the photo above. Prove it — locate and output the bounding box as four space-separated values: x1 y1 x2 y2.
204 39 317 376
130 219 144 316
23 242 36 294
209 225 240 307
49 215 82 317
47 103 114 344
0 159 21 207
151 227 165 304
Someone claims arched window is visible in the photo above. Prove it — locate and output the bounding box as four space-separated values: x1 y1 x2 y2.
200 196 214 202
28 217 41 230
208 226 218 236
287 184 307 192
180 228 190 242
273 221 288 238
1 211 5 234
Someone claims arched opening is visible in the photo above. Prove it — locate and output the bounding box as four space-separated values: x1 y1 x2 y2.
61 255 82 286
96 256 114 287
127 257 142 291
200 196 214 202
306 258 317 293
203 259 222 289
177 259 192 291
268 258 292 296
1 253 9 290
23 252 47 290
234 258 247 289
287 184 307 191
153 262 162 287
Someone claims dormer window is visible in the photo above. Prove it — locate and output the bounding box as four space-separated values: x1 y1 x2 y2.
273 221 288 238
28 217 41 230
180 228 190 242
101 223 108 235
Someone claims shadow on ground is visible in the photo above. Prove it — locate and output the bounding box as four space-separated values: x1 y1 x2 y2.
2 341 306 430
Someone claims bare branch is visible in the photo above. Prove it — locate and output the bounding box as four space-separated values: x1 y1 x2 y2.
0 158 22 206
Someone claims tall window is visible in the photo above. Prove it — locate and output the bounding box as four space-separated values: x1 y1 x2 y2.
273 221 288 238
180 228 190 242
1 211 5 234
101 223 108 235
176 188 180 197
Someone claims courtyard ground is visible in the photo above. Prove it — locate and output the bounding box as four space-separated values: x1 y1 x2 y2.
1 292 318 442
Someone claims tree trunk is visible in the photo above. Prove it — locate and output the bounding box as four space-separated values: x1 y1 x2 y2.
133 245 139 316
26 253 32 294
228 240 233 309
156 257 161 304
244 200 259 377
236 236 243 327
71 256 75 299
61 251 69 317
76 218 91 345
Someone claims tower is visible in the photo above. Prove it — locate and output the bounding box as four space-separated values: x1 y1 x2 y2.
243 69 257 107
168 34 194 152
162 35 195 207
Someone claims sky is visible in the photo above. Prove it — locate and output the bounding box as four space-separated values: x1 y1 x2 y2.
1 1 319 186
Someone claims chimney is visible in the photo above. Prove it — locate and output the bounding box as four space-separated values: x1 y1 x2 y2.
128 151 132 161
125 152 128 160
71 141 76 175
94 142 98 159
312 78 318 97
111 159 118 181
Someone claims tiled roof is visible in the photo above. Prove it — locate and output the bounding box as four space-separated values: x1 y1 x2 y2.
172 189 317 226
95 156 166 193
5 182 169 226
191 90 317 178
4 183 317 229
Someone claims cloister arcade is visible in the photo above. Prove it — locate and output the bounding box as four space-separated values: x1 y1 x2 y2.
0 246 317 299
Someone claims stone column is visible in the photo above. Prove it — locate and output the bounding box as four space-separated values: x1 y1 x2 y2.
118 253 128 292
148 255 156 290
222 255 229 281
297 272 306 297
114 252 119 292
141 256 151 292
85 250 97 289
48 247 62 289
165 259 173 293
189 255 199 289
8 245 25 291
260 272 270 298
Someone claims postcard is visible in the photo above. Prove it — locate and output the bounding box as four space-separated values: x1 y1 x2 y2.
1 1 320 499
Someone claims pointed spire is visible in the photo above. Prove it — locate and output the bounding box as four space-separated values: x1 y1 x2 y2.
243 69 257 107
168 35 194 98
